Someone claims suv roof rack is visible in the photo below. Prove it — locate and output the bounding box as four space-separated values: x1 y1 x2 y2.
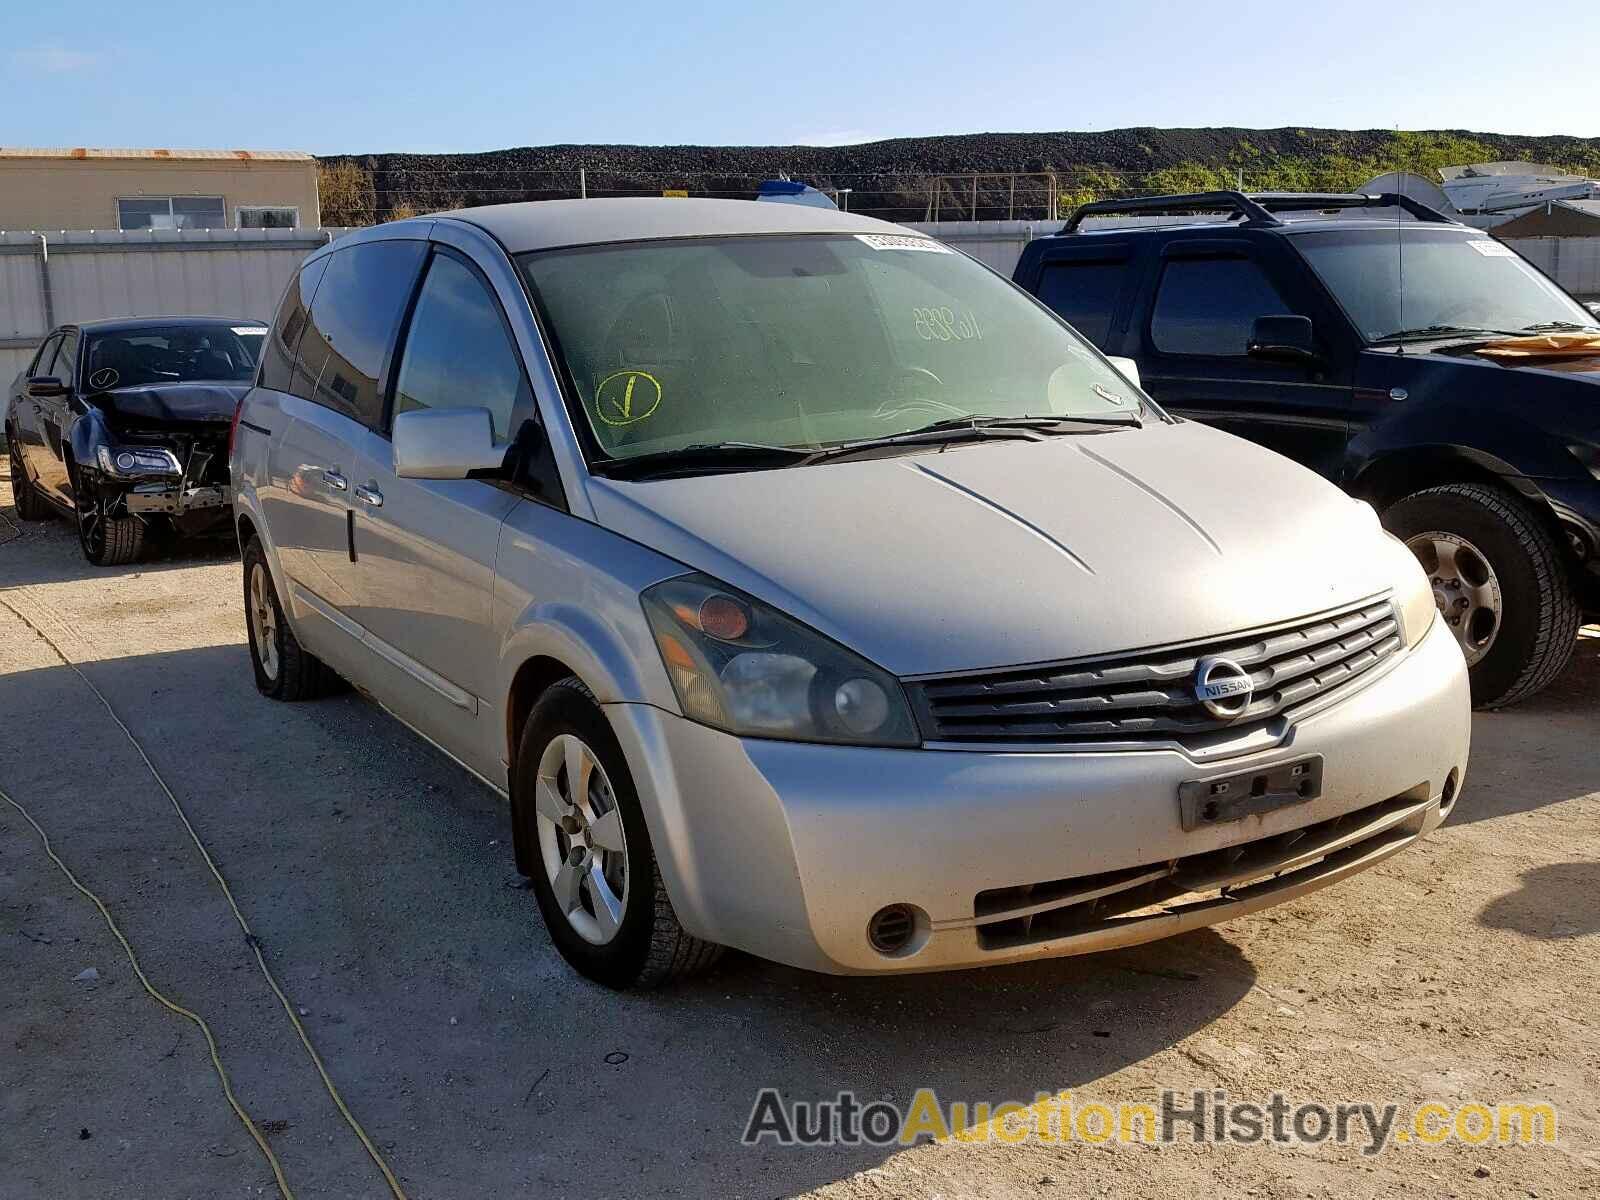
1060 190 1457 234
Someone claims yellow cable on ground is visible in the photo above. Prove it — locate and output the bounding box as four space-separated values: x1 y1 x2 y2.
0 785 295 1200
0 596 409 1200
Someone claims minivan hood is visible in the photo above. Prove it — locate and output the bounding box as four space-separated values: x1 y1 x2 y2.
586 421 1400 676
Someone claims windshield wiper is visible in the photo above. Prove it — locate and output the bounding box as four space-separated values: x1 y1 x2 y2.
595 441 813 480
1519 320 1600 334
900 412 1142 434
1371 324 1517 344
801 414 1138 467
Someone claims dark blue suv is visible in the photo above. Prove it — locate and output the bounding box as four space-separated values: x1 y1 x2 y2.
1015 190 1600 707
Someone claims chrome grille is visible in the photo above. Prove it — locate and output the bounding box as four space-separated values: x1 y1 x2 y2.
907 597 1399 749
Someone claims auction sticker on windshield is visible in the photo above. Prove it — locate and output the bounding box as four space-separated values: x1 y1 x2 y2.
1467 239 1517 257
856 234 951 253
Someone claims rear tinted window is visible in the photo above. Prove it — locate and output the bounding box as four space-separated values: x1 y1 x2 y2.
1151 257 1291 356
293 241 424 428
1035 260 1128 348
259 256 329 394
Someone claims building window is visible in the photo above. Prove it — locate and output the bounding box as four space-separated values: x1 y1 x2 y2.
237 205 299 230
117 196 226 231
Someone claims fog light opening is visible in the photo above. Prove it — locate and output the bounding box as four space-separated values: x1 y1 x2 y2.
867 904 926 957
1440 768 1459 812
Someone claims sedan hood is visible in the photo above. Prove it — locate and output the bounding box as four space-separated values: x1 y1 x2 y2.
94 382 247 426
587 421 1401 676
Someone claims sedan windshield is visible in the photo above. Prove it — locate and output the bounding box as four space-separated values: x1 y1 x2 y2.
1292 228 1596 343
518 234 1147 461
83 324 263 390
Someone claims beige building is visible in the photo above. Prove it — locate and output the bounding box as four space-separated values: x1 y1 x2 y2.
0 147 320 232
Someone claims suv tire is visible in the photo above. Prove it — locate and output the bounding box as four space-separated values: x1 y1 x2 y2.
1385 483 1580 708
7 433 49 521
243 536 340 700
513 677 723 989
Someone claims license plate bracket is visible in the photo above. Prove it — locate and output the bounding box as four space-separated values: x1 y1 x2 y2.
1178 755 1323 831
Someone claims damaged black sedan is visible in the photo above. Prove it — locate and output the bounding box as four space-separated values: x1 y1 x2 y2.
5 317 263 565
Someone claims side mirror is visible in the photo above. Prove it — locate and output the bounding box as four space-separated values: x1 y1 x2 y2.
392 407 509 479
1248 315 1319 364
1586 301 1600 321
1105 356 1141 389
26 375 67 398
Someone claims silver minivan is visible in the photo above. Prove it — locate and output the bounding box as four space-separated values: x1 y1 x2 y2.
231 199 1471 988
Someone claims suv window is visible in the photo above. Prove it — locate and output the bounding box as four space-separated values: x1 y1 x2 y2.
394 252 530 438
1036 260 1128 348
294 241 425 428
260 256 329 394
1151 256 1290 356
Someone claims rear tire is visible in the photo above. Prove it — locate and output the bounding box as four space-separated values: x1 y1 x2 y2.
6 432 49 521
242 536 339 701
1385 482 1580 708
513 677 722 989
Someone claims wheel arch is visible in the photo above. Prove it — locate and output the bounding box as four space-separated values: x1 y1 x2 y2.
236 509 259 551
1350 446 1574 549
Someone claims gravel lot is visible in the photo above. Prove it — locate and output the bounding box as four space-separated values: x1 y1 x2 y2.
2 464 1597 1199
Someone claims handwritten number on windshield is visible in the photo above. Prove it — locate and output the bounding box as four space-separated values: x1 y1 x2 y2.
913 306 982 343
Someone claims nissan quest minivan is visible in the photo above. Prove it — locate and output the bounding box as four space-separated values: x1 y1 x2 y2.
231 199 1471 988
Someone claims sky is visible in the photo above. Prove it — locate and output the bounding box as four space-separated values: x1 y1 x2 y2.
8 0 1600 154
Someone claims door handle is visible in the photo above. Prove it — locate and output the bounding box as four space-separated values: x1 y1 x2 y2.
354 483 384 508
321 470 348 491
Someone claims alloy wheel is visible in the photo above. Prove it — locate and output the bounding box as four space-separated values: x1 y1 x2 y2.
248 562 280 681
533 733 630 946
1406 531 1503 666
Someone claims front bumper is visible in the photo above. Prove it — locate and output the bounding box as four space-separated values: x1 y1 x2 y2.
611 615 1471 975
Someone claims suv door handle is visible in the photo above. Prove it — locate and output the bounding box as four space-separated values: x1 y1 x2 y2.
321 470 348 491
354 483 383 508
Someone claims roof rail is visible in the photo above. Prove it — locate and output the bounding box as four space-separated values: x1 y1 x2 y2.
1060 190 1457 234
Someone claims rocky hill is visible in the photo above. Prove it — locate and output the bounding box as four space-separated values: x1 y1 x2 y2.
317 126 1600 225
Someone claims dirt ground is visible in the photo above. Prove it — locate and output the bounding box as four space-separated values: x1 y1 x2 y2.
1 463 1597 1200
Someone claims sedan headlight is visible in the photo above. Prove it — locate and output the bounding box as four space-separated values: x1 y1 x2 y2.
97 445 182 477
1386 532 1438 649
642 574 919 747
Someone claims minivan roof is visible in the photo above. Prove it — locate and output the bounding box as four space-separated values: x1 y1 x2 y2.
437 196 913 253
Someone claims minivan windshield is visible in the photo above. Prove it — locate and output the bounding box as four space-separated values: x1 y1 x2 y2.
518 234 1147 462
1292 227 1597 343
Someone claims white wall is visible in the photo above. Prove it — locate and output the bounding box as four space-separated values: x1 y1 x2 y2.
0 228 342 381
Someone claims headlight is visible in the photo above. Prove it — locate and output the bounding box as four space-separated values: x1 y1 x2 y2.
1386 532 1437 649
97 445 182 477
641 574 919 747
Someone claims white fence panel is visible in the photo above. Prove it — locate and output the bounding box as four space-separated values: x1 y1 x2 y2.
906 220 1043 276
1503 237 1600 299
0 228 339 383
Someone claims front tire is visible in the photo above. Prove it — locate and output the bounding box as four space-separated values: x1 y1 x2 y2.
7 433 49 521
242 537 339 700
1385 483 1580 708
513 678 722 989
72 466 145 566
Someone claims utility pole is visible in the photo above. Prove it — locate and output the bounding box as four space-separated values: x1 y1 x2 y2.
579 167 587 199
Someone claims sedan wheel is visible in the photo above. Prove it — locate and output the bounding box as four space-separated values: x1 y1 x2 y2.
1406 531 1503 666
533 733 630 946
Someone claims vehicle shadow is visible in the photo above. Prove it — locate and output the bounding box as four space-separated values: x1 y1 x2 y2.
1478 861 1600 939
0 643 1260 1199
1449 629 1600 826
1 468 236 585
